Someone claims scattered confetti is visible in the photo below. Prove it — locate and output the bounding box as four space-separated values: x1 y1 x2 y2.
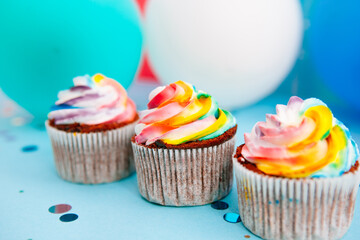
49 204 72 214
22 145 38 152
244 235 251 238
211 201 229 210
11 117 27 126
6 135 16 141
19 190 24 193
60 213 78 222
0 99 16 117
0 130 16 142
223 213 241 223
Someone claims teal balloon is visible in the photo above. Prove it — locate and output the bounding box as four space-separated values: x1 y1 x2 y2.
0 0 143 123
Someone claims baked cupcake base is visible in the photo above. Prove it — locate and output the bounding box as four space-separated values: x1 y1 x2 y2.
233 145 360 240
46 120 137 184
131 127 237 206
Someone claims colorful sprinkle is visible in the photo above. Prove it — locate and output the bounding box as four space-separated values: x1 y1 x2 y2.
19 190 24 193
211 201 229 210
48 204 72 214
223 213 241 223
22 145 38 152
60 213 78 222
244 235 251 238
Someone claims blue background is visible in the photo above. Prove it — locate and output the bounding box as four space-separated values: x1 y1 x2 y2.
1 0 360 239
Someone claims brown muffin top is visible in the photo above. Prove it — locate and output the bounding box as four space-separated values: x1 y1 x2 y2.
132 125 237 149
49 114 139 133
234 144 359 177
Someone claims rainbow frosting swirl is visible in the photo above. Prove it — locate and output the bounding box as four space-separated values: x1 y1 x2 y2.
48 74 136 125
242 96 359 178
135 81 236 145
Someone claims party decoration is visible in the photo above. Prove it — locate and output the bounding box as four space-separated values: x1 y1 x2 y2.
145 0 303 109
0 0 143 123
210 201 229 210
308 1 360 111
59 213 78 222
223 213 241 223
134 0 158 83
0 130 16 142
0 90 16 118
137 53 158 83
135 0 148 16
48 204 72 214
21 145 38 153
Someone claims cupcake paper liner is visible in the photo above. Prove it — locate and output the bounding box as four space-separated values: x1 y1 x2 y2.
131 137 236 206
46 121 136 184
233 158 360 240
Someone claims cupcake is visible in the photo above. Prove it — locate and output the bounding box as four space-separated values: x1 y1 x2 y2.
131 81 237 206
234 96 360 240
46 74 138 184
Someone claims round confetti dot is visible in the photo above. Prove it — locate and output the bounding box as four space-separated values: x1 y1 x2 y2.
223 213 241 223
6 136 16 141
60 213 78 222
211 201 229 210
49 204 72 214
21 145 38 152
11 117 27 126
0 130 15 142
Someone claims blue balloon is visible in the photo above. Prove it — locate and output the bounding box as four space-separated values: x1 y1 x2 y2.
0 0 143 123
308 0 360 111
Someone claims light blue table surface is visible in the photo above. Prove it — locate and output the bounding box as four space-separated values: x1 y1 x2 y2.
1 82 360 240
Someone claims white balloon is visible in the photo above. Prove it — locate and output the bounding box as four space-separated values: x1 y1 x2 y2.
145 0 303 109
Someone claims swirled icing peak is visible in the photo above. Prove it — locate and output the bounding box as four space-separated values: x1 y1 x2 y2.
242 96 359 178
135 81 236 145
48 74 136 125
